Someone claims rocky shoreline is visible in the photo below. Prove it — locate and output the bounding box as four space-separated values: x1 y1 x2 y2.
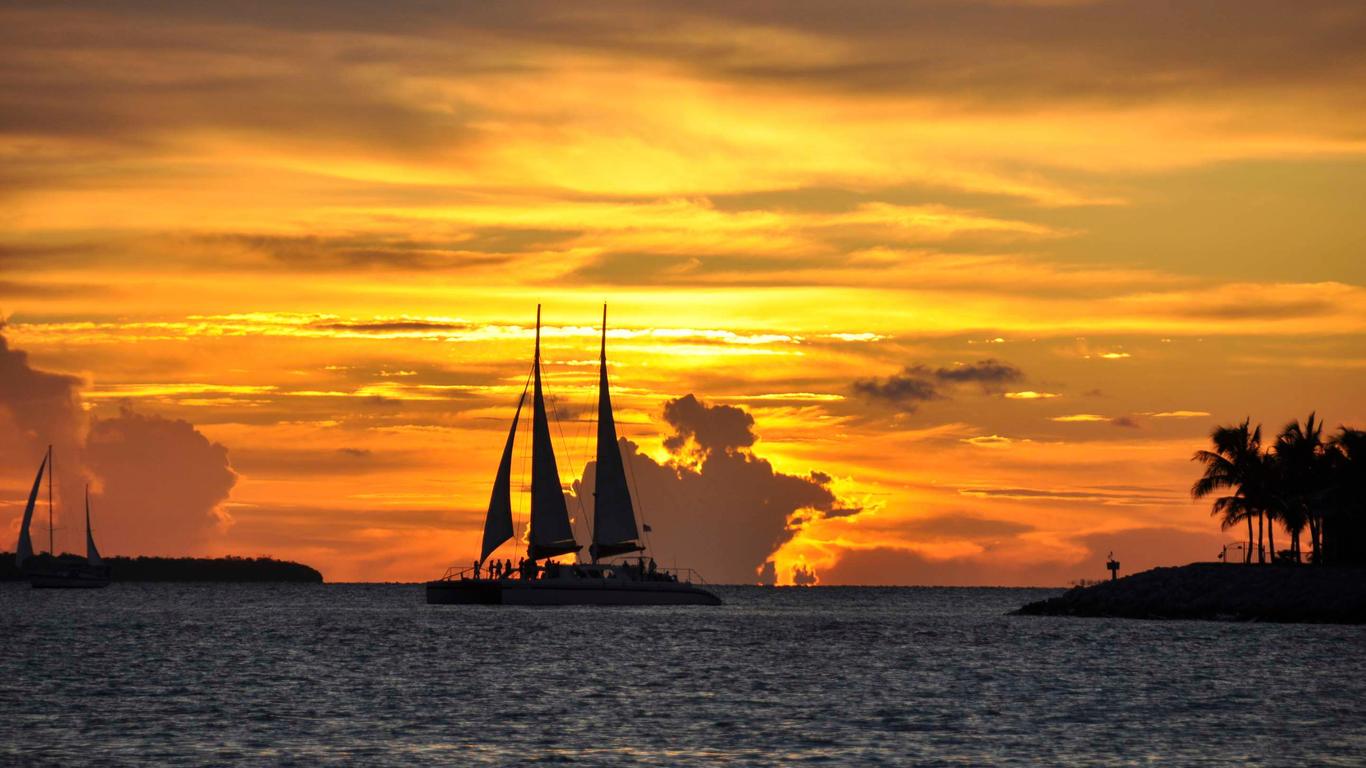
1016 562 1366 624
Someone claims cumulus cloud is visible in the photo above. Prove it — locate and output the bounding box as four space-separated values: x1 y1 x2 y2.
0 332 238 557
569 394 852 583
661 393 757 456
0 331 84 457
85 409 238 555
0 331 88 544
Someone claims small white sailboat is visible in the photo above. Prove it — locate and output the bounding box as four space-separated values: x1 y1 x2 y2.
426 305 720 606
16 446 111 589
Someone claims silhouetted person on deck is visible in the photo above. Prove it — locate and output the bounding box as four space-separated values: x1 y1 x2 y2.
648 558 657 577
472 560 480 580
504 558 512 579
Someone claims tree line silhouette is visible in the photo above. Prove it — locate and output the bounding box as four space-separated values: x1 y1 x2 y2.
1 554 322 582
1193 413 1365 566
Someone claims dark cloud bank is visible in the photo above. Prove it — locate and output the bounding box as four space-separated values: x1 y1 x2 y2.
853 358 1023 413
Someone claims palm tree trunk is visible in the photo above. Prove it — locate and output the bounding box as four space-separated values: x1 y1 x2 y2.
1245 517 1254 564
1257 511 1265 564
1309 514 1322 564
1317 512 1328 566
1267 516 1276 564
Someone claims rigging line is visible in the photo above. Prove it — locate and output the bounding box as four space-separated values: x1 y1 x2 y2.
621 433 653 556
586 344 602 544
581 361 598 505
512 361 534 561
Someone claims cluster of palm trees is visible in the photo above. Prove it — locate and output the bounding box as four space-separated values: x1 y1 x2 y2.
1192 413 1365 565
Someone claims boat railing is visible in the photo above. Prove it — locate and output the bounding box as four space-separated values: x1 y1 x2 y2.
441 565 476 581
440 564 536 581
438 562 712 584
666 567 708 584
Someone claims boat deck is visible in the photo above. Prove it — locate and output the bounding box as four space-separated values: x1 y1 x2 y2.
427 570 721 605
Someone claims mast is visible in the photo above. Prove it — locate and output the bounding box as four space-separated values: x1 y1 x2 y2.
47 445 54 556
590 304 643 561
526 305 579 560
15 449 48 568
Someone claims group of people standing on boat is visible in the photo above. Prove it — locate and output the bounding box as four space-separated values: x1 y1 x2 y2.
473 558 513 580
470 555 672 582
471 557 546 581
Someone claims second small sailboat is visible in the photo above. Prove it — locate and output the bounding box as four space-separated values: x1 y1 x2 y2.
15 446 111 589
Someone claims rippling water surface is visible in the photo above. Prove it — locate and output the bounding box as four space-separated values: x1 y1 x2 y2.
3 583 1364 766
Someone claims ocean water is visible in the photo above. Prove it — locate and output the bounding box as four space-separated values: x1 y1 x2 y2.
2 584 1363 766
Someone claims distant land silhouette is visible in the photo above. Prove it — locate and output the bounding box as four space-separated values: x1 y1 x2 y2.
0 553 322 583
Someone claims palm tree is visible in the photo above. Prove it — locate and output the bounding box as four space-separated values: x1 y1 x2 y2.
1260 452 1281 561
1275 413 1326 563
1324 427 1366 565
1193 420 1269 564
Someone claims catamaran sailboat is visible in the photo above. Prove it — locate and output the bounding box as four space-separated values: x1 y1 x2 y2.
426 306 720 606
15 446 111 589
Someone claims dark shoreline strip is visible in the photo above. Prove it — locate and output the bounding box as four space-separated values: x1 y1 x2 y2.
0 553 322 583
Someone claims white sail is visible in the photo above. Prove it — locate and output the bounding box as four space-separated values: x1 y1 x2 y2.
15 450 47 568
480 381 527 563
591 305 643 560
86 485 104 567
527 306 579 560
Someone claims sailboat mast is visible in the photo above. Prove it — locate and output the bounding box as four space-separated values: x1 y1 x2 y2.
590 303 645 561
593 304 606 564
47 445 53 556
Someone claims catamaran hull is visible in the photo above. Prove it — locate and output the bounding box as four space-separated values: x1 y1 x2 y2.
425 579 721 606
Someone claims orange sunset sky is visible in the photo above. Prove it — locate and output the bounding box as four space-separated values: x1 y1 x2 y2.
2 1 1364 584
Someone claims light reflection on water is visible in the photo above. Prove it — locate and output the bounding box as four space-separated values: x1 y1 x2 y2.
2 583 1363 766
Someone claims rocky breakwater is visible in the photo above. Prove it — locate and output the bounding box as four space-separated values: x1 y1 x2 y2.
1016 562 1366 624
